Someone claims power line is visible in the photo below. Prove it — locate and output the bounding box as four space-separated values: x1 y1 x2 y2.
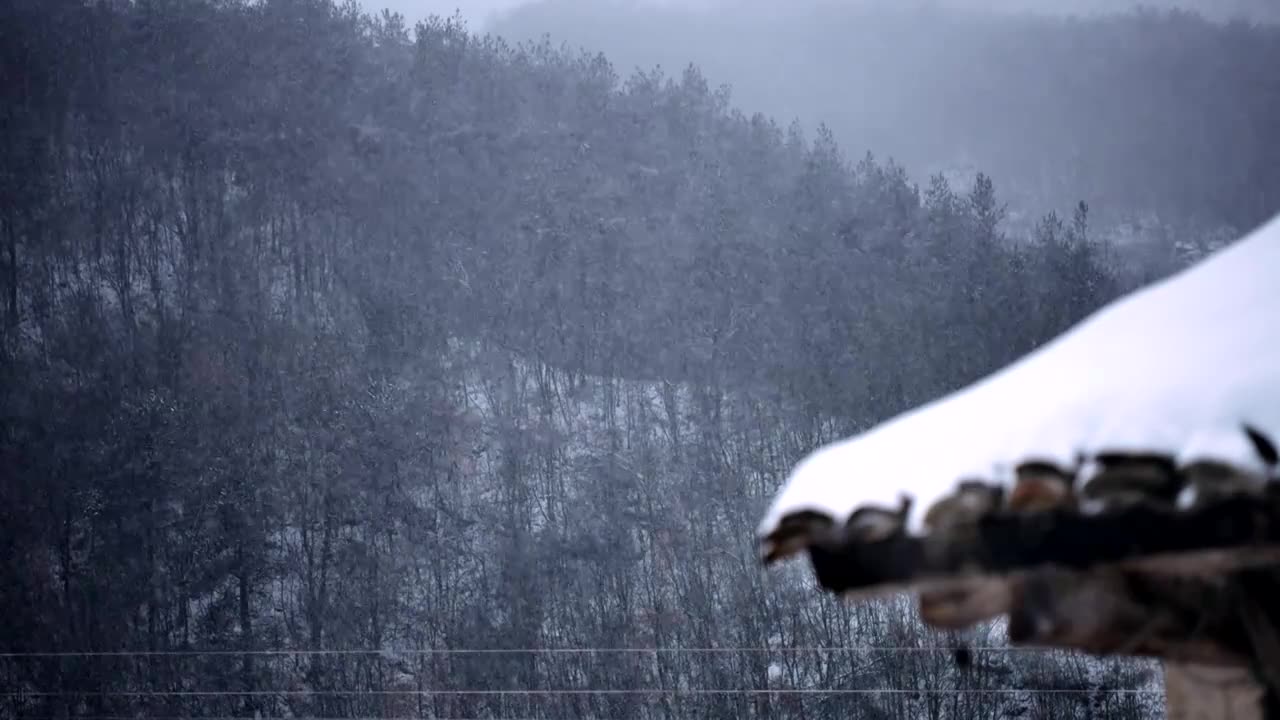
0 646 1068 659
3 689 1164 697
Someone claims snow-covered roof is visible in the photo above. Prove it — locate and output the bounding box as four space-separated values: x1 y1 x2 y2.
758 212 1280 544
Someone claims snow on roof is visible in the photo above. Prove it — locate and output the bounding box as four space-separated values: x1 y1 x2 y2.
758 212 1280 538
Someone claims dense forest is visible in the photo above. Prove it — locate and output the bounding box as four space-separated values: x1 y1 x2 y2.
0 0 1220 718
493 0 1280 236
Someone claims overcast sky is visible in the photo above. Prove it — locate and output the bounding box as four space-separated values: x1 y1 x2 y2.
357 0 528 28
356 0 728 29
362 0 1279 30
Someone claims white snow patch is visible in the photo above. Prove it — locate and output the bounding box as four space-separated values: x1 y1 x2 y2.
1176 425 1271 478
1175 485 1200 511
759 212 1280 537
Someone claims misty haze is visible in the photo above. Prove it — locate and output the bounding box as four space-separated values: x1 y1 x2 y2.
2 0 1278 718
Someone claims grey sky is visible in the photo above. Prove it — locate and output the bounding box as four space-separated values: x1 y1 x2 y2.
357 0 528 28
356 0 728 30
361 0 1279 30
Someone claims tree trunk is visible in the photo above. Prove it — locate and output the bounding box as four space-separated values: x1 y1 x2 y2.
238 548 256 717
3 216 17 331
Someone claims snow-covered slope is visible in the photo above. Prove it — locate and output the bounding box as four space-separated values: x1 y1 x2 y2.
758 212 1280 543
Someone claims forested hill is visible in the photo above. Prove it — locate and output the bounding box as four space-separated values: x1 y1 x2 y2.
4 1 1163 719
492 0 1280 234
1 0 1134 412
